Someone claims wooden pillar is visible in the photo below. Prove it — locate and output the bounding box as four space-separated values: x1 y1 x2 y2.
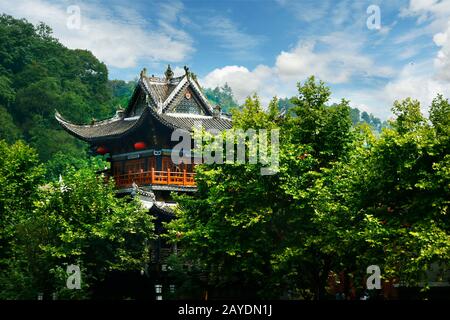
183 169 186 186
151 167 155 184
167 168 170 184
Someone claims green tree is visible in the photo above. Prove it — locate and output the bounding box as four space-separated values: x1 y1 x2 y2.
0 141 155 299
0 106 21 143
288 76 353 165
0 75 15 107
0 15 118 161
166 76 450 299
429 94 450 138
204 83 239 113
277 97 295 112
351 97 450 287
166 78 355 299
167 94 284 298
28 115 87 162
350 107 361 125
109 79 137 109
0 140 46 284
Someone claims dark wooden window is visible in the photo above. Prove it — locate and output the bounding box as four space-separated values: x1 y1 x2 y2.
124 159 145 174
161 156 196 172
148 157 156 171
112 161 122 175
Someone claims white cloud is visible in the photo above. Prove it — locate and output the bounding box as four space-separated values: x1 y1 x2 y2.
397 44 425 60
0 0 194 68
200 1 449 119
400 0 450 35
346 0 450 118
433 21 450 81
202 33 393 108
276 34 393 84
329 62 450 119
401 0 450 20
172 66 187 77
391 1 450 106
382 61 450 116
201 65 276 103
201 25 449 119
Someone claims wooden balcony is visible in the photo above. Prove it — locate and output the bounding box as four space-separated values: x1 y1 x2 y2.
114 168 195 189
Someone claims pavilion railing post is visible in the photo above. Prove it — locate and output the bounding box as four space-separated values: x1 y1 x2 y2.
183 169 186 185
167 168 170 184
151 168 155 184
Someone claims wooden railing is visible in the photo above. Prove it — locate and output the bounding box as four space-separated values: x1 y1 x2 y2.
114 168 195 188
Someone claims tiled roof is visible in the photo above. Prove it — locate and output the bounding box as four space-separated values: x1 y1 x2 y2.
55 67 232 142
55 108 150 142
154 110 232 132
143 78 178 104
141 73 214 115
56 107 232 142
162 80 190 111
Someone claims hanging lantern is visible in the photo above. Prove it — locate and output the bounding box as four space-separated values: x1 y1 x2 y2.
96 146 109 155
134 141 147 150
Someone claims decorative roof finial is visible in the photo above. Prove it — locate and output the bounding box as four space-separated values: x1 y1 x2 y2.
213 105 221 118
184 65 190 78
140 67 147 78
165 64 173 80
116 107 125 119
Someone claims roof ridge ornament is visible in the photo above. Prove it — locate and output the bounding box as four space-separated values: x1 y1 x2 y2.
116 107 125 119
213 105 221 118
140 67 147 78
165 64 174 80
184 65 190 79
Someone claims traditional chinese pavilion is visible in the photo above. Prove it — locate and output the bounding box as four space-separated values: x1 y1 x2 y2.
56 65 231 193
55 65 232 298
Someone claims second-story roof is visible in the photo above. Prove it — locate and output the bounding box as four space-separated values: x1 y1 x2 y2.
55 66 232 142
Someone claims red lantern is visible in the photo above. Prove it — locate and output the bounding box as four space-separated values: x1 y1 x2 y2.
134 141 147 150
96 146 109 155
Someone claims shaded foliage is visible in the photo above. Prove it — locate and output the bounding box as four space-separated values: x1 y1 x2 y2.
0 140 154 299
166 77 450 299
0 15 118 166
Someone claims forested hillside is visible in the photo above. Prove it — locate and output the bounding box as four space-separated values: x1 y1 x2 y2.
0 15 118 162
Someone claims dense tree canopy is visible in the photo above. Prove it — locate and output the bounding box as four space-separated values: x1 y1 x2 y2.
0 140 154 299
0 14 448 300
166 77 450 299
0 15 118 164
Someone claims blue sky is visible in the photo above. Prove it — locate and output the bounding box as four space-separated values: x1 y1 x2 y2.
1 0 449 119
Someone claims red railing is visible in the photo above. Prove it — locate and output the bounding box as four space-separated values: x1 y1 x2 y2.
114 168 195 188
